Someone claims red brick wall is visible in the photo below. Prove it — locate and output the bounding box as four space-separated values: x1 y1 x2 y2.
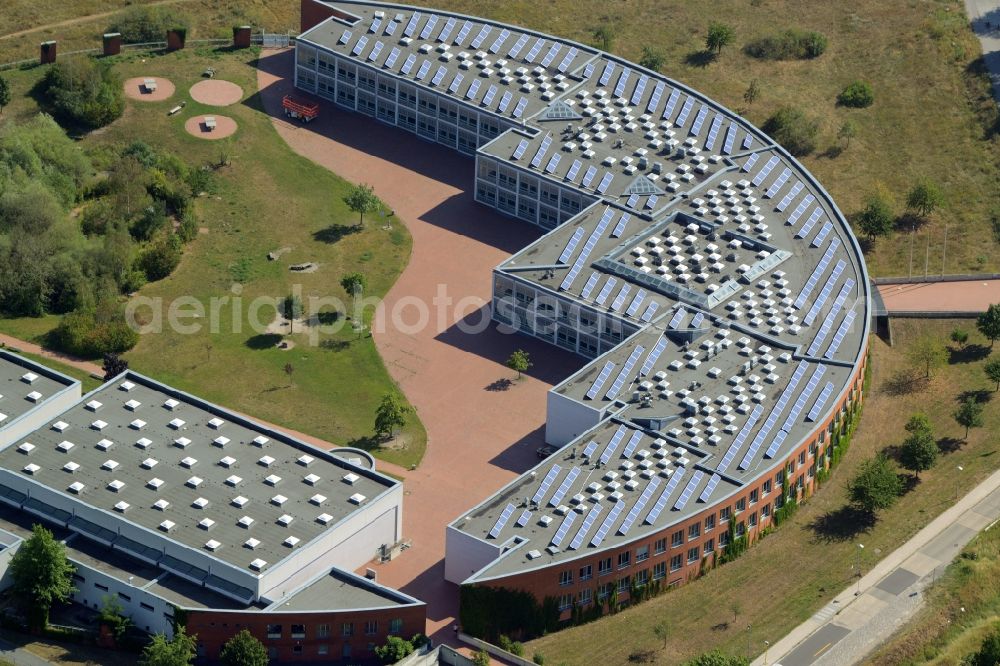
187 604 426 662
301 0 364 34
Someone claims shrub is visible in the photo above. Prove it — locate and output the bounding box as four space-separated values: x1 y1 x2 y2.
762 107 819 156
51 304 138 358
137 234 182 282
107 6 191 43
745 29 827 60
374 635 414 663
39 58 124 130
838 80 875 108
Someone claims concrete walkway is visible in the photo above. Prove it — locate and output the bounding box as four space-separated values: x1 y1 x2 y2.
963 0 1000 102
756 467 1000 666
877 279 1000 314
0 636 56 666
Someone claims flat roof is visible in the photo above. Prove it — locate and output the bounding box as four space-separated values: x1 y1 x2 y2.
1 372 399 575
275 569 420 611
0 351 78 431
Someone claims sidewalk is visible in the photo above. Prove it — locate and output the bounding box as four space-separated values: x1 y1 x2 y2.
963 0 1000 102
756 467 1000 666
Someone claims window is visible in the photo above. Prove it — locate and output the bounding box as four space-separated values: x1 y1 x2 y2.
670 554 682 572
763 479 772 495
687 547 700 564
291 625 305 639
688 523 701 540
634 569 649 587
578 588 592 605
735 521 746 537
749 489 759 504
704 539 714 555
735 498 746 512
720 531 730 547
636 545 649 562
268 647 278 660
293 646 303 655
654 538 667 555
799 451 806 466
652 562 666 580
318 645 329 656
140 602 154 612
558 593 573 611
618 551 631 569
389 619 403 635
671 530 683 548
94 583 109 592
598 557 612 575
597 583 612 600
559 570 573 586
719 507 731 521
267 625 282 639
579 564 593 581
118 592 131 602
761 503 771 518
342 622 354 637
776 471 784 487
365 620 378 636
617 577 629 593
316 624 330 638
705 514 716 532
749 512 758 528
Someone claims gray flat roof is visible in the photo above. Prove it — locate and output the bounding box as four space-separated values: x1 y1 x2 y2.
1 372 398 575
275 570 419 611
0 351 78 431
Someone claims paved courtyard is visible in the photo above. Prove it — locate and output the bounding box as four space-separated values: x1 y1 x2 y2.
257 49 583 641
877 279 1000 313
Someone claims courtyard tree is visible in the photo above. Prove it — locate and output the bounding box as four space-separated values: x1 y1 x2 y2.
706 23 735 54
907 334 947 379
855 191 895 242
281 294 303 334
506 349 532 379
343 183 382 228
976 304 1000 348
899 430 938 478
102 352 129 381
954 397 984 440
904 413 932 437
848 454 903 515
763 107 819 156
653 620 669 650
743 79 760 107
837 120 857 149
684 650 749 666
9 524 75 629
964 626 1000 666
985 358 1000 391
220 629 268 666
340 272 368 297
906 179 944 220
375 393 409 439
139 627 197 666
639 46 665 72
98 595 132 642
592 24 616 51
950 328 969 348
0 75 10 115
472 649 491 666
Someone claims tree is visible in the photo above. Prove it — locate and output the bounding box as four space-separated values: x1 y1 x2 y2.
706 23 735 54
743 79 760 107
343 183 382 227
854 192 895 242
39 57 125 130
639 47 665 72
684 650 750 666
281 294 303 334
729 599 742 624
108 6 191 43
137 234 182 282
139 627 197 666
847 454 904 515
954 397 984 440
98 595 131 642
964 626 1000 666
950 328 969 348
219 629 268 666
907 334 947 379
592 25 616 51
906 179 944 219
506 349 532 379
472 649 491 666
375 635 415 664
0 75 10 115
102 352 129 381
904 413 932 437
837 80 874 108
976 304 1000 348
762 107 819 156
653 620 669 650
838 120 857 149
985 358 1000 391
375 393 409 439
899 431 938 478
283 362 294 387
340 272 368 297
9 524 75 629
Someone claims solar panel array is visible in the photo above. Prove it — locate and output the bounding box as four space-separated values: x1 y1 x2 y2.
488 28 510 54
558 227 586 264
811 221 834 248
673 470 705 510
698 473 721 503
469 24 491 48
544 154 561 174
559 208 612 291
565 159 582 183
795 207 825 239
824 309 857 358
640 336 668 376
786 195 816 227
599 62 616 86
610 284 632 312
531 465 561 504
611 212 631 238
568 502 603 549
742 152 760 173
644 467 686 525
548 467 581 507
488 502 516 538
515 508 532 527
625 290 647 318
723 123 738 154
751 156 780 187
530 135 553 168
807 279 855 356
621 431 643 459
690 106 709 136
596 172 615 194
511 138 530 160
640 302 659 323
590 501 625 547
794 239 842 309
594 277 617 305
705 115 723 150
507 33 529 58
776 182 804 212
550 511 578 547
802 260 847 326
647 82 666 113
631 75 648 105
613 68 632 98
585 361 616 400
806 382 835 421
765 168 792 199
675 97 694 127
740 361 808 468
718 404 763 472
581 165 598 188
779 366 826 433
582 440 599 458
557 47 578 73
669 308 688 329
598 425 627 464
663 89 680 119
605 345 645 400
618 477 661 535
580 272 600 299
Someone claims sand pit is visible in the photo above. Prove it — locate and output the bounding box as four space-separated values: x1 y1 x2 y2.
123 77 175 102
190 79 244 106
184 115 238 140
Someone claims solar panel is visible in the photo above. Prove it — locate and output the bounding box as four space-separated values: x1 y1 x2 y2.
351 36 368 56
338 29 352 45
743 134 754 149
531 465 562 504
366 41 384 62
627 193 639 208
775 181 804 212
530 134 554 168
508 34 529 58
718 404 763 472
605 345 645 400
525 38 546 63
698 473 721 503
625 290 647 318
786 195 816 226
645 194 659 210
675 97 694 127
803 261 846 326
561 212 613 291
610 284 632 312
596 172 614 194
647 81 666 114
742 152 759 172
599 425 628 464
740 362 808 468
631 75 648 106
778 365 826 435
581 165 598 188
690 312 705 329
488 28 510 54
807 382 836 421
385 47 401 69
639 337 668 376
824 309 857 359
586 362 616 400
382 19 397 36
580 272 601 299
618 477 661 536
403 13 420 37
419 15 438 40
541 43 561 67
415 59 432 80
470 25 491 49
558 227 586 264
722 123 738 154
437 17 456 42
613 68 632 98
795 207 825 239
465 78 482 101
497 90 513 112
611 213 631 238
550 511 578 547
582 440 599 458
663 89 680 120
549 468 581 507
488 503 516 538
557 47 579 73
515 509 532 527
511 138 530 160
369 17 382 34
645 467 686 525
590 502 625 547
640 302 659 323
544 154 561 174
453 21 473 45
447 72 464 93
599 62 616 87
621 431 643 459
569 502 604 549
480 85 498 108
807 280 854 356
512 97 529 119
751 156 780 187
765 167 792 199
794 239 841 309
582 62 596 79
705 115 723 150
431 66 447 86
763 430 787 460
690 105 709 136
565 159 583 182
669 308 688 329
673 470 705 510
811 221 834 248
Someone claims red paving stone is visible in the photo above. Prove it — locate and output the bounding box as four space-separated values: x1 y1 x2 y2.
256 49 584 642
189 79 244 106
123 76 175 102
878 279 1000 313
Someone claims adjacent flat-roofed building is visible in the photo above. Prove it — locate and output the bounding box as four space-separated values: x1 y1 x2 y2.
0 350 80 443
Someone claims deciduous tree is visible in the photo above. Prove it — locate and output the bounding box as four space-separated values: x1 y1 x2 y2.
375 393 409 439
220 629 268 666
506 349 532 379
985 358 1000 391
9 524 76 629
343 183 382 227
848 454 903 515
906 179 944 219
706 23 735 54
954 397 984 440
976 304 1000 348
907 334 947 379
139 627 197 666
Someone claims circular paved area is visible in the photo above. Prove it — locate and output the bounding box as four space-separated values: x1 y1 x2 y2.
184 115 238 140
189 79 244 106
123 76 175 102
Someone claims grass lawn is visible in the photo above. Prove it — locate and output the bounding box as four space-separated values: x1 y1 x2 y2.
0 46 427 468
527 320 1000 665
868 524 1000 665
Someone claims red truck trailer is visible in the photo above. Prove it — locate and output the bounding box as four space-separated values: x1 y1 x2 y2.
282 95 319 122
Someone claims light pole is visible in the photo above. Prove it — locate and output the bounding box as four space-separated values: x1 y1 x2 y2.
855 543 865 595
764 640 770 666
747 624 752 661
955 465 964 502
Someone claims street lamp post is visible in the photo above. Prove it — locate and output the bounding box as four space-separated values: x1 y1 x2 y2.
764 640 770 666
955 465 964 502
855 543 865 595
747 624 752 661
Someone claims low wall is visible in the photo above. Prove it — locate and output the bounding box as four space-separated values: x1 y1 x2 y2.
874 273 1000 285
